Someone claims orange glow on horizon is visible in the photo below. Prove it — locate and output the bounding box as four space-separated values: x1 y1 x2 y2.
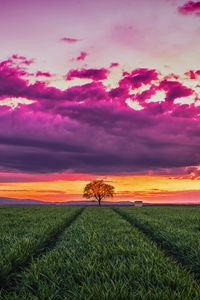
0 175 200 203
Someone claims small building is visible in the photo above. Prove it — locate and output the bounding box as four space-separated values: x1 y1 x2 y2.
134 201 143 207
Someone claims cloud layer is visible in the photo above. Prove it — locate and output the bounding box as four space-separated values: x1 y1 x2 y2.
0 56 200 175
179 1 200 16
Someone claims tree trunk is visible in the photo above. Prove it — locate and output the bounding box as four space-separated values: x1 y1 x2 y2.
98 199 101 206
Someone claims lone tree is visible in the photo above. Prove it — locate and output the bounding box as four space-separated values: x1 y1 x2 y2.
83 180 115 206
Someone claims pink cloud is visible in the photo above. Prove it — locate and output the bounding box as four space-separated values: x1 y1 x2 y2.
185 70 200 79
159 80 194 103
120 68 158 89
131 85 157 104
35 71 52 78
183 166 200 179
76 51 88 61
110 62 119 68
60 37 80 43
11 54 34 66
179 1 200 16
67 68 108 81
0 55 34 78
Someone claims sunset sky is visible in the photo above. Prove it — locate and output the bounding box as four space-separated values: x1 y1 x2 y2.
0 0 200 203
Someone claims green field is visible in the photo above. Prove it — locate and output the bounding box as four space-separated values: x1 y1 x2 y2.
1 206 200 299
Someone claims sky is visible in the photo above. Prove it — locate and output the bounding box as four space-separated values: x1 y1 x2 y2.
0 0 200 203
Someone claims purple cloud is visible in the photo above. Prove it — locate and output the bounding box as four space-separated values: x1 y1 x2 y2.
76 51 88 61
185 70 200 79
0 59 200 175
179 1 200 16
67 68 108 81
110 62 119 68
35 71 52 78
159 80 193 103
120 68 158 89
60 37 80 43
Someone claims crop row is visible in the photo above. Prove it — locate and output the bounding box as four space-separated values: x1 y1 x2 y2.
132 206 200 231
116 207 200 280
0 206 82 289
3 207 200 300
0 206 75 251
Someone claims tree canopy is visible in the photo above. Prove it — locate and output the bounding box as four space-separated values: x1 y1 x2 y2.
83 180 115 206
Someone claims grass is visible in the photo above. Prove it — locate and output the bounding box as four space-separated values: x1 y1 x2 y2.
0 206 82 289
116 206 200 280
1 207 200 300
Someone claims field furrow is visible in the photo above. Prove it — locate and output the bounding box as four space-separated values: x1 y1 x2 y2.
2 207 200 300
116 207 200 280
0 206 83 290
129 206 200 232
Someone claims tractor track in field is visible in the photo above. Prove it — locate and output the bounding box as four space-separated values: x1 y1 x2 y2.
113 208 200 283
0 207 85 293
